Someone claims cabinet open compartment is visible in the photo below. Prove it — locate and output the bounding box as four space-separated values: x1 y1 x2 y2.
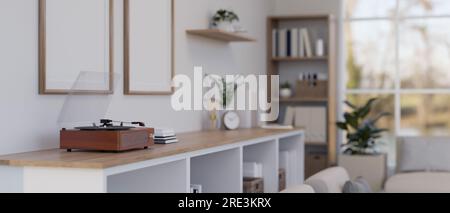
190 148 242 193
242 140 278 193
107 159 188 193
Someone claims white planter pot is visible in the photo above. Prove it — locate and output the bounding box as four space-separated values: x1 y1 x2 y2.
216 21 234 32
338 154 387 192
280 88 292 98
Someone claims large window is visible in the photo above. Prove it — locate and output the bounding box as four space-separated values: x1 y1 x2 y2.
345 0 450 163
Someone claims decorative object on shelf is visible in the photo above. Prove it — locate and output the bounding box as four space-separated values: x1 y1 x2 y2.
295 79 328 99
60 119 154 152
243 177 264 193
316 39 325 57
278 169 287 192
212 9 239 32
336 98 390 192
280 81 293 99
223 111 240 130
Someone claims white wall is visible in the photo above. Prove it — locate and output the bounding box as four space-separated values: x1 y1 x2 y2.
0 0 272 155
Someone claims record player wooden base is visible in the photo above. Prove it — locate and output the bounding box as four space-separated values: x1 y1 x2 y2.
60 128 155 152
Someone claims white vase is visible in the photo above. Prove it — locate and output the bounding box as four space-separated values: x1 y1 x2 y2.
339 154 387 192
216 21 234 32
280 88 292 98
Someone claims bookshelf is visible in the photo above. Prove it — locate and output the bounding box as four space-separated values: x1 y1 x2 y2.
267 15 337 176
186 29 256 42
272 56 328 62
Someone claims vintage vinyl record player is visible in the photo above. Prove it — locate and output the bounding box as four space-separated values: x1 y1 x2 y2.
60 119 154 152
57 72 154 152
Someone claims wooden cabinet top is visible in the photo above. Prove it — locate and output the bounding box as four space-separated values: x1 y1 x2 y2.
0 128 302 169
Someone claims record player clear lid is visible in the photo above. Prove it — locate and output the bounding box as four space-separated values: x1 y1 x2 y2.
57 71 120 128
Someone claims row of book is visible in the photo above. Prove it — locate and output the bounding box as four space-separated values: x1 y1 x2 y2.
280 150 300 187
154 129 178 144
243 162 263 178
272 28 318 58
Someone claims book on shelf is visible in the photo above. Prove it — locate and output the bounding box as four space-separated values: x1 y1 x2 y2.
154 138 179 144
154 129 176 137
272 29 278 57
290 28 299 57
279 151 292 186
260 124 294 130
300 28 313 57
299 28 305 57
280 150 299 186
286 30 291 57
278 29 287 58
272 28 314 58
154 128 178 144
243 162 263 178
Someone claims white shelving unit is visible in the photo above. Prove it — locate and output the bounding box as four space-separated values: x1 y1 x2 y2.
0 130 304 193
109 132 304 193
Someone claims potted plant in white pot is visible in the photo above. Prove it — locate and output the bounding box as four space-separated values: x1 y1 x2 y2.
212 9 239 32
280 82 293 99
336 98 391 192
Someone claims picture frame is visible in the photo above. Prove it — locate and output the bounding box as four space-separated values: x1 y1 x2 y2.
124 0 175 95
39 0 114 95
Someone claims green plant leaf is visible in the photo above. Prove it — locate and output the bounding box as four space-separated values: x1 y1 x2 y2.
368 112 391 125
344 112 358 129
358 98 378 118
370 128 388 134
344 100 357 109
336 122 348 130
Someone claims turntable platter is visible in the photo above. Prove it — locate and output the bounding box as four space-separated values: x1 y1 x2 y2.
75 126 135 131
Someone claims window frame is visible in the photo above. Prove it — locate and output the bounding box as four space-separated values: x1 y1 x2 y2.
343 0 450 137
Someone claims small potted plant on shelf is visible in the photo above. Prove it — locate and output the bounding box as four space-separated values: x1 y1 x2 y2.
280 82 292 99
212 9 240 32
336 98 391 191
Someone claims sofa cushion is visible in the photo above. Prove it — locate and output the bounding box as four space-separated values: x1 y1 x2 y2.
427 140 450 172
343 177 373 193
385 172 450 193
305 167 350 193
398 137 450 172
397 138 428 172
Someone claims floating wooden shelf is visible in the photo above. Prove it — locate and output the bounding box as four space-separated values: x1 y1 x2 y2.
305 141 327 146
280 97 328 103
272 56 328 62
186 29 256 42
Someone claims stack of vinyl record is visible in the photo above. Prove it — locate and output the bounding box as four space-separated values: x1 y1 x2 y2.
154 129 178 144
